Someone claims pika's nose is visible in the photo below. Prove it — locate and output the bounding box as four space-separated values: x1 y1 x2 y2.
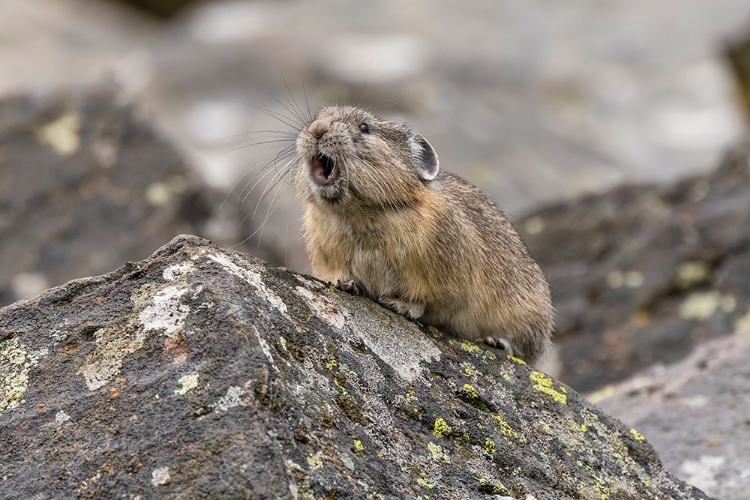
309 120 329 140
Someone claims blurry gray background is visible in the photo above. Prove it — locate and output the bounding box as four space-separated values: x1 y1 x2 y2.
3 0 750 275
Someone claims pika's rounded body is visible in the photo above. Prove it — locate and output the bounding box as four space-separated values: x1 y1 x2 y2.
294 106 553 364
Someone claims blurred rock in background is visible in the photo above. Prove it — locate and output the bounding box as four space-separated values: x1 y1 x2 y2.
0 86 279 307
520 140 750 392
119 0 198 19
726 23 750 121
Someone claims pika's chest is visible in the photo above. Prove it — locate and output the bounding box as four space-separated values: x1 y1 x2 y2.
305 211 404 289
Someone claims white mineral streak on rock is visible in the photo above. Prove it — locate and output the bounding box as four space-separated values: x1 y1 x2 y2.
138 285 190 337
252 325 278 372
352 317 441 383
81 262 197 391
206 252 288 315
214 386 245 412
55 410 71 423
162 261 196 281
295 286 346 330
151 466 171 486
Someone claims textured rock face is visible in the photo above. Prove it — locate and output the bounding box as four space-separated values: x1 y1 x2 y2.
0 87 279 308
519 140 750 392
0 235 713 499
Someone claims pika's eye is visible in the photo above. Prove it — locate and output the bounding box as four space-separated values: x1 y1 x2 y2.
359 123 369 134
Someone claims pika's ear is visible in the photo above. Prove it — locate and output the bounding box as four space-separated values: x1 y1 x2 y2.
409 134 439 181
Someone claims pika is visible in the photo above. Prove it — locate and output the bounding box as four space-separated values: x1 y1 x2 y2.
293 106 553 364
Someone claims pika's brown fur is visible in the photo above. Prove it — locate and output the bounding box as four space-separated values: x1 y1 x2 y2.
293 106 553 364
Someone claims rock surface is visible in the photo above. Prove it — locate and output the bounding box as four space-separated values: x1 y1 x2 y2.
598 329 750 500
519 139 750 392
0 86 279 308
0 235 714 499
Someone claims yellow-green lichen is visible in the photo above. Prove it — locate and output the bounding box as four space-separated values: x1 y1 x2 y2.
624 271 644 288
679 291 735 321
462 384 479 399
279 337 288 351
675 262 711 290
459 341 483 354
307 452 324 470
333 378 347 393
174 373 199 395
417 478 435 489
460 384 491 412
464 366 473 376
1 338 39 413
484 438 496 454
579 423 588 432
405 391 424 420
539 420 551 432
326 358 338 371
493 415 526 443
427 442 451 464
433 417 452 438
508 356 526 365
492 481 511 495
34 112 81 156
353 439 364 452
735 309 750 333
586 384 615 404
629 428 646 442
524 216 545 235
530 371 567 404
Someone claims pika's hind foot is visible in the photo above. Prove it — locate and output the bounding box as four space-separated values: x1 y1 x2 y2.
378 297 425 321
483 337 515 357
335 280 361 295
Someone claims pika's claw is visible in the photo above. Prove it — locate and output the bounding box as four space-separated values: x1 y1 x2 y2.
335 280 360 295
484 337 515 357
378 297 425 321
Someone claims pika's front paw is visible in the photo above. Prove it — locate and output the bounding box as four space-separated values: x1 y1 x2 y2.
334 280 361 295
378 297 425 321
483 337 515 357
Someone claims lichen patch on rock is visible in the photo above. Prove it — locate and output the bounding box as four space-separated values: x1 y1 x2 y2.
0 337 39 413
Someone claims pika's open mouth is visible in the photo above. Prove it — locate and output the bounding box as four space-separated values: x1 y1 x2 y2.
310 154 340 186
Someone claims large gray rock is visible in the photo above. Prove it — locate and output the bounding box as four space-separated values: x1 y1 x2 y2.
598 329 750 500
0 235 713 499
519 139 750 392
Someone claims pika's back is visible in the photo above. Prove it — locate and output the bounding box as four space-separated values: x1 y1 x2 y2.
293 106 553 364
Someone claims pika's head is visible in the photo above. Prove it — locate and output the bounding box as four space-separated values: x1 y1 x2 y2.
294 106 439 208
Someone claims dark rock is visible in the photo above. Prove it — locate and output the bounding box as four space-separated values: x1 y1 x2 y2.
0 235 714 499
597 329 750 500
0 86 279 308
727 24 750 122
519 139 750 392
111 0 198 19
